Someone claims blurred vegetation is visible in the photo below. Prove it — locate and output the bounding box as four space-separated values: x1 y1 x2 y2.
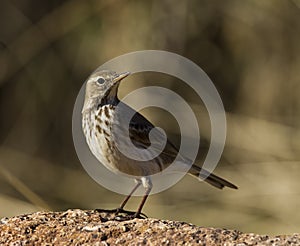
0 0 300 235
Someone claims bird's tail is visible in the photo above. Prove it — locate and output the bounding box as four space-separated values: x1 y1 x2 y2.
189 165 238 189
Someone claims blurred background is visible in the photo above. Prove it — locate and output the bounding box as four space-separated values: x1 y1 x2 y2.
1 0 300 235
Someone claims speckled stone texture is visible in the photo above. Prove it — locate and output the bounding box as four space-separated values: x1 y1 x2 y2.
0 209 299 245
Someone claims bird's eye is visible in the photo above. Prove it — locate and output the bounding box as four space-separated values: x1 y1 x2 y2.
97 77 105 84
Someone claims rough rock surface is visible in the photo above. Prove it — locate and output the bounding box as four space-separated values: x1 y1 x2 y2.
0 209 299 245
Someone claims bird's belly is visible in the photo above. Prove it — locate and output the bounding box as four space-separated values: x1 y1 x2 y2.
83 111 163 177
89 132 162 177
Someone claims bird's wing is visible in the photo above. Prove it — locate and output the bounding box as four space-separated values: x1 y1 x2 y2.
128 109 181 163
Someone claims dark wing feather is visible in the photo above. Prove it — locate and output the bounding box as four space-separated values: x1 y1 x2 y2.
129 109 180 163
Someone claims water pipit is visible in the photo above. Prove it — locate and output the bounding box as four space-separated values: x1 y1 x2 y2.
82 70 237 217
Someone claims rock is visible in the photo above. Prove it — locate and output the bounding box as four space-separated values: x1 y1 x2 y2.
0 209 299 245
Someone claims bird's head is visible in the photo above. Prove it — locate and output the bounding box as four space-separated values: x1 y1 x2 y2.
82 70 130 112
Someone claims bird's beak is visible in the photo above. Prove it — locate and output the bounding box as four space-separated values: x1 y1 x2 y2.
113 71 131 83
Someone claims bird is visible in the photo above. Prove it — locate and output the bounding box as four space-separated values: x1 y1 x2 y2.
82 70 237 217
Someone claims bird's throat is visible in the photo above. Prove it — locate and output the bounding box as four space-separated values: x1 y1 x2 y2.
99 84 120 107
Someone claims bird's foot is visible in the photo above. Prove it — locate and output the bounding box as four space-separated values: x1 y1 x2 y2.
115 208 148 219
95 208 147 220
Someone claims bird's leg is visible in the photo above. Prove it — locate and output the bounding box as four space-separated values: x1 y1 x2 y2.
134 188 151 217
134 177 152 218
117 179 142 213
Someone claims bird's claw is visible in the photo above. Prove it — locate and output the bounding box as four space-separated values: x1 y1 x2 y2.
95 208 148 219
115 208 148 219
